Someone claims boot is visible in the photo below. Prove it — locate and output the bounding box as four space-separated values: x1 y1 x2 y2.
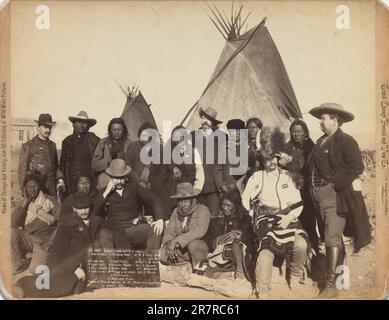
316 246 341 299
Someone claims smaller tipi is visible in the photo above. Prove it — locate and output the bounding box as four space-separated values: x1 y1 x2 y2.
119 85 158 141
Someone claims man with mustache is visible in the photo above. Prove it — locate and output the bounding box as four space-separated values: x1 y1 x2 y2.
191 107 231 217
242 127 310 299
94 159 165 250
18 113 64 196
14 192 106 298
307 103 371 298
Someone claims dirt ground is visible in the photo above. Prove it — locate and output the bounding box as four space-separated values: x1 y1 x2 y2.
3 172 382 300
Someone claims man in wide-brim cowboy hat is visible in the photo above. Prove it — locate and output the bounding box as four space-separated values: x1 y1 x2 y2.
18 113 64 196
307 103 371 298
94 159 165 250
190 106 232 217
60 110 100 196
198 106 223 127
160 182 211 271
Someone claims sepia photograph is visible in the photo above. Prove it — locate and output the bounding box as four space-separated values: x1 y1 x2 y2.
0 0 388 301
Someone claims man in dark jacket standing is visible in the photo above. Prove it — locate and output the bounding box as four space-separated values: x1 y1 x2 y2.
60 111 100 196
191 107 231 217
308 103 371 298
18 113 64 196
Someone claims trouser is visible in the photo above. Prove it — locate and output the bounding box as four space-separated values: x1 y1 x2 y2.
310 184 346 248
11 228 49 273
255 234 307 294
44 176 57 196
160 239 209 268
299 188 321 248
99 224 161 250
198 192 220 217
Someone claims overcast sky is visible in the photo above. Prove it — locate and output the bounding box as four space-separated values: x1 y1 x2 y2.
10 1 377 149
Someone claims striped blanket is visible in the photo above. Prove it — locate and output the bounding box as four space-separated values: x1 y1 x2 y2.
254 205 305 258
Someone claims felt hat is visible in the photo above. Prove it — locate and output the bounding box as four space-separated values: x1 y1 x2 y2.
105 159 131 178
68 110 97 127
35 113 56 127
170 182 201 199
309 103 354 123
199 107 223 125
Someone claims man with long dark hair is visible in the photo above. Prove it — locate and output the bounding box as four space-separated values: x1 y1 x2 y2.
92 118 131 189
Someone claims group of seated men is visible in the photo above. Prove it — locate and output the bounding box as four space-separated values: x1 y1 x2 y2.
12 103 370 299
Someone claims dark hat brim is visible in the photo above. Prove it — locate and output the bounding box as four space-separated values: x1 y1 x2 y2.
199 108 223 125
309 106 354 123
34 120 56 127
170 188 201 199
68 116 97 127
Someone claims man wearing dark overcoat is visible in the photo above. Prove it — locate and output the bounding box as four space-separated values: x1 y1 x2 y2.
14 193 105 297
18 113 64 196
307 103 371 298
60 111 100 196
190 107 231 217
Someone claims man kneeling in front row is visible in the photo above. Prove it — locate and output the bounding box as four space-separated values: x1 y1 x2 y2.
160 182 210 271
14 193 104 298
12 174 60 274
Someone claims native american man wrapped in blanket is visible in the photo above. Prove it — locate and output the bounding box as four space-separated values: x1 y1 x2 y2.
197 191 256 285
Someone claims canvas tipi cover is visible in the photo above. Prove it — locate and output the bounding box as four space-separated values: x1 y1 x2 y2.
182 18 301 133
121 91 158 141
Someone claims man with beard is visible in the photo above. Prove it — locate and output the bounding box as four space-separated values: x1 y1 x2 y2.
242 127 311 299
60 111 100 196
18 113 64 196
160 182 210 271
191 107 231 217
94 159 165 249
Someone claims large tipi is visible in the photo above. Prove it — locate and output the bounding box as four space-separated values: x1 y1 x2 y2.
181 5 301 133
